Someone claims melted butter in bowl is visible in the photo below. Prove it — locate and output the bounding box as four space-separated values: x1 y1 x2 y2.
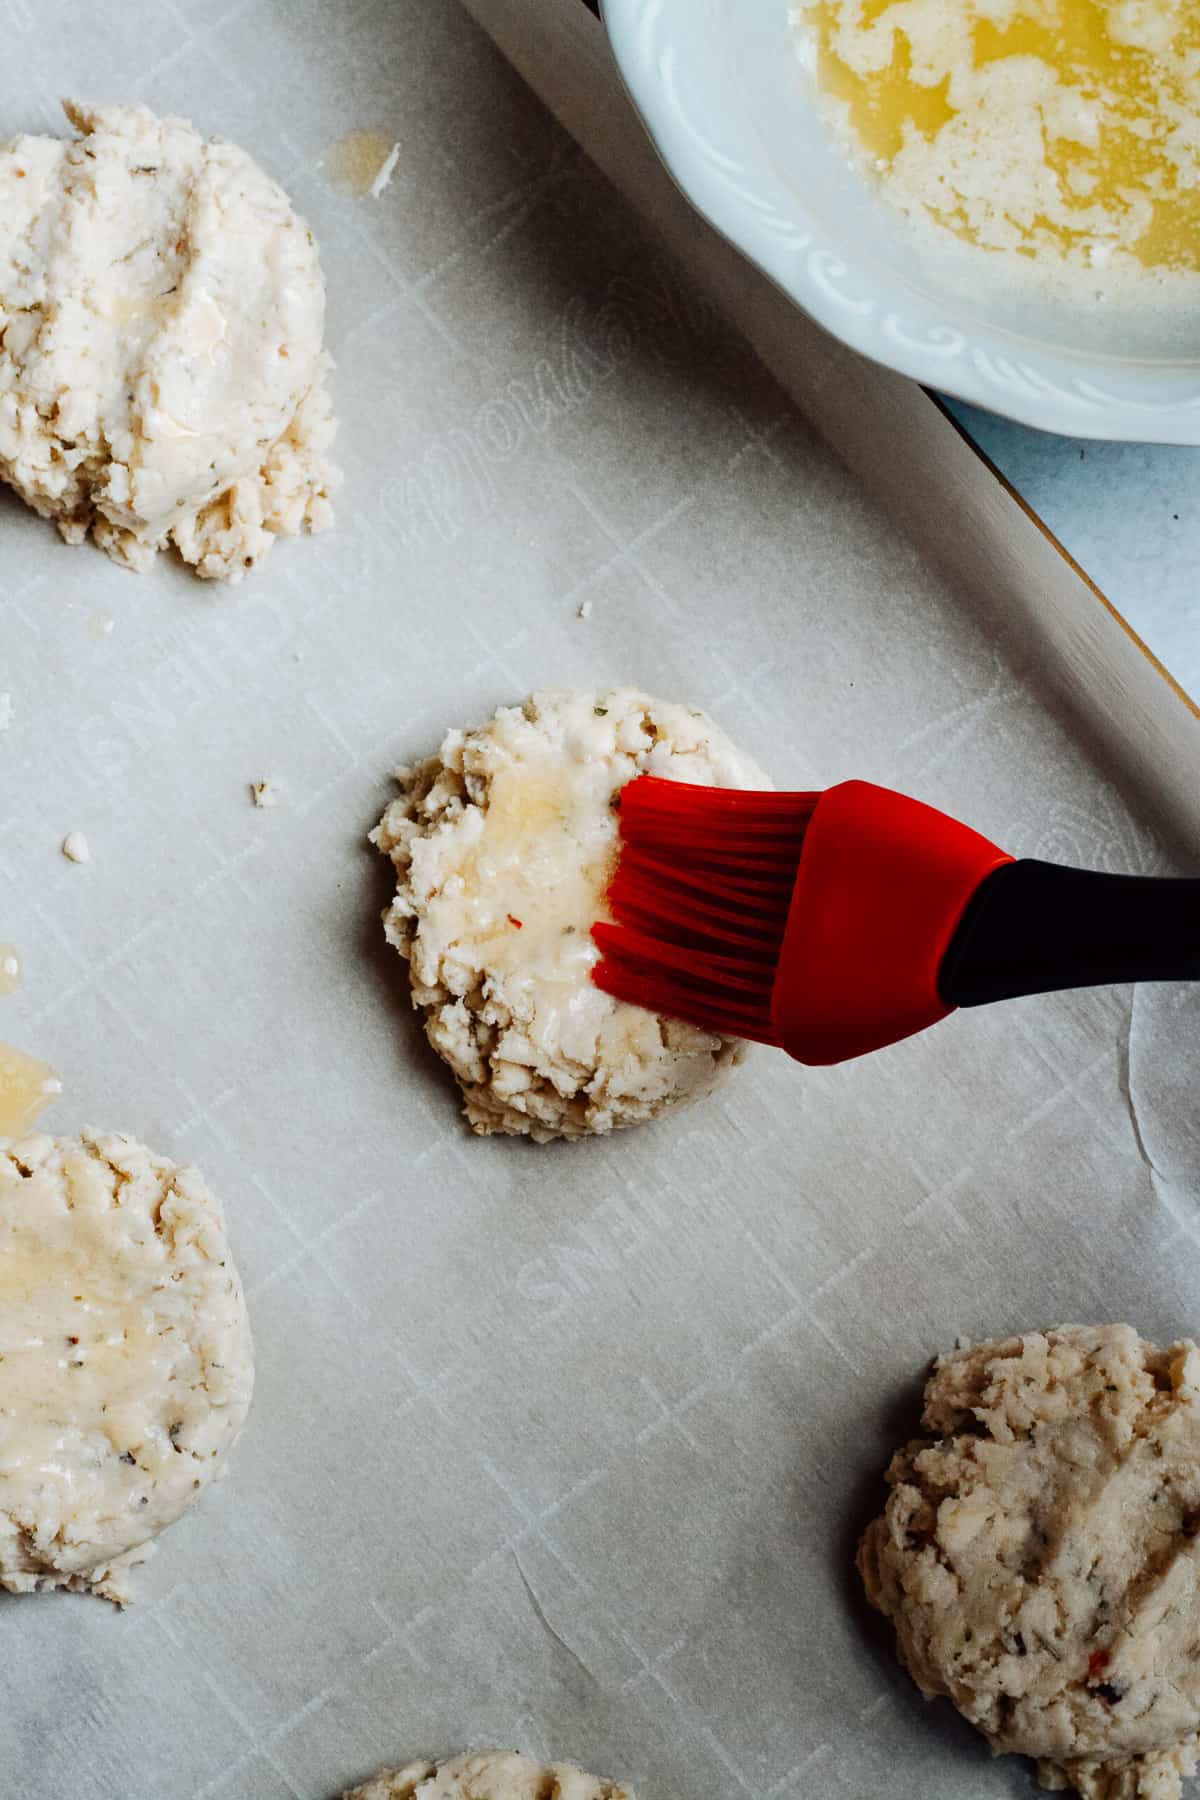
606 0 1200 436
796 0 1200 277
0 1043 60 1138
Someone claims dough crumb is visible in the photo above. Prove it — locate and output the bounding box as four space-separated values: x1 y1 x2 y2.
0 100 340 581
371 687 768 1142
369 141 401 199
343 1749 635 1799
860 1324 1200 1799
250 780 280 810
577 599 594 620
61 832 91 864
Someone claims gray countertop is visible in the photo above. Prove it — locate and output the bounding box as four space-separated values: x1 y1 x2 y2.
944 400 1200 701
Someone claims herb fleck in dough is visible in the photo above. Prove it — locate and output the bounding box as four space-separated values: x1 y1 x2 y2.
0 1129 253 1602
0 101 338 579
860 1324 1200 1799
371 688 769 1142
343 1750 635 1799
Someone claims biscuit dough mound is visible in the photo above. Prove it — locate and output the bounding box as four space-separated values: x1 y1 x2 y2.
372 688 769 1142
0 1129 254 1602
859 1325 1200 1799
343 1750 635 1799
0 100 338 579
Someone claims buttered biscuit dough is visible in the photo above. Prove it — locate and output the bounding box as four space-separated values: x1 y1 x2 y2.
0 1130 253 1601
860 1325 1200 1799
344 1750 635 1799
0 101 337 579
372 688 769 1141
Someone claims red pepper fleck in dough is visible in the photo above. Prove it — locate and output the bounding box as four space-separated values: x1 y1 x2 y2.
507 915 523 929
1088 1648 1111 1679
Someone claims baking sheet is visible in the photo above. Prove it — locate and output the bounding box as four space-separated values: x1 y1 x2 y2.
1 2 1197 1797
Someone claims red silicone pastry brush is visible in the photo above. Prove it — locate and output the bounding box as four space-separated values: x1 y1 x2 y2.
591 775 1200 1066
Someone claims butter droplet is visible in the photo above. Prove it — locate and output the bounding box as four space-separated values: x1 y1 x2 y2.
0 947 22 998
322 129 402 198
0 1043 59 1137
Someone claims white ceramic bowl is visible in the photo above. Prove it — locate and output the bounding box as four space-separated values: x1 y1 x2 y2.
602 0 1200 443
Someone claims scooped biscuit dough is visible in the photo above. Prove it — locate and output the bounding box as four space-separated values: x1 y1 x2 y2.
859 1325 1200 1799
0 1129 253 1602
343 1750 635 1799
0 100 338 579
371 688 769 1141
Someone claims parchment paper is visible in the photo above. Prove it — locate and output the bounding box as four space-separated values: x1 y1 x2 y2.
0 3 1196 1797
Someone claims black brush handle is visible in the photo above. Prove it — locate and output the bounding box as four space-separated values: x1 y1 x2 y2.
939 859 1200 1008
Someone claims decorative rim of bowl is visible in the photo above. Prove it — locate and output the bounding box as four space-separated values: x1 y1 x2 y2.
601 0 1200 444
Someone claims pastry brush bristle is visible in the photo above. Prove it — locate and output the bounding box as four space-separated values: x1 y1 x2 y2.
590 775 817 1044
